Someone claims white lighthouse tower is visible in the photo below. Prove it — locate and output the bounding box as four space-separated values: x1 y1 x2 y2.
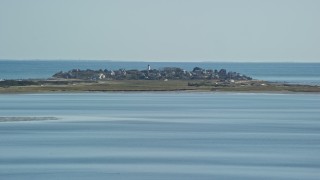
148 65 151 71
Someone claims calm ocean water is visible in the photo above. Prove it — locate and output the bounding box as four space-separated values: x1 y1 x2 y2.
0 60 320 85
0 92 320 180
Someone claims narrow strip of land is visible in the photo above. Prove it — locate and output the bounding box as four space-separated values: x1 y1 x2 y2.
0 79 319 93
0 117 59 122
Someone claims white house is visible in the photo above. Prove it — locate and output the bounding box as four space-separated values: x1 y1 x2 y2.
99 73 106 79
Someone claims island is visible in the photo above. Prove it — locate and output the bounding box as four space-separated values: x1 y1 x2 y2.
0 65 319 93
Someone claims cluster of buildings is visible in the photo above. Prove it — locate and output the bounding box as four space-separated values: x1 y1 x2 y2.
53 65 252 81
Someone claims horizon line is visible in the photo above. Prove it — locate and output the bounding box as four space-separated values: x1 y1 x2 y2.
0 59 320 63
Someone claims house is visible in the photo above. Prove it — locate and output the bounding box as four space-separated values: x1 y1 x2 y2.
99 73 106 79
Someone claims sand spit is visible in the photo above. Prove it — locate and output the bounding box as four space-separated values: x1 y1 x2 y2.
0 117 59 122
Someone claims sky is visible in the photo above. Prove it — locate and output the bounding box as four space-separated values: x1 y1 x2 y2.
0 0 319 62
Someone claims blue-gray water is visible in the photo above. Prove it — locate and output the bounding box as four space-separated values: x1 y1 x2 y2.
1 60 320 85
0 92 320 180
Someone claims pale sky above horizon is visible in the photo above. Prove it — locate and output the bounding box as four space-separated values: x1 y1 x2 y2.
0 0 319 62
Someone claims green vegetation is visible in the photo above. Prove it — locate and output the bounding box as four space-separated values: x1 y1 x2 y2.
53 66 252 81
0 80 40 87
0 79 319 93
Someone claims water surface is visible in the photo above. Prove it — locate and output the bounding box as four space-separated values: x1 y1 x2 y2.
0 93 319 179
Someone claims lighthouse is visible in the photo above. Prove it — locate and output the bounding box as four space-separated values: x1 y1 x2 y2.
148 65 151 71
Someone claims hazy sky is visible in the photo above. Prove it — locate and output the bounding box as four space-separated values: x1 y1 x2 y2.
0 0 319 62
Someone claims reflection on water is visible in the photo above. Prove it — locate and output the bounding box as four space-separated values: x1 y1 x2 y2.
0 93 320 180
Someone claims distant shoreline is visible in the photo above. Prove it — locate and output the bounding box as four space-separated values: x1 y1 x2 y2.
1 65 319 94
0 79 319 94
1 62 319 86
